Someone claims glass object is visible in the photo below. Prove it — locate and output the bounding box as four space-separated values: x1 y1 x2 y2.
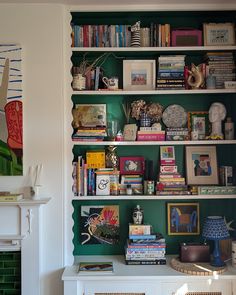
105 145 119 169
107 120 118 141
224 117 234 140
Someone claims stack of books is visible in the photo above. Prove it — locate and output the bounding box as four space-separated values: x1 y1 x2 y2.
156 146 189 195
137 127 165 141
157 170 189 195
72 126 107 142
119 175 143 195
205 52 236 89
0 192 23 202
125 225 166 265
165 127 189 141
157 55 186 89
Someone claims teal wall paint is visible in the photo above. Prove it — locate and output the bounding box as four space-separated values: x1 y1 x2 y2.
71 10 236 258
72 199 236 256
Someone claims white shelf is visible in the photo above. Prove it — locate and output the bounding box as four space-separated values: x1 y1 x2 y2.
63 255 236 280
72 194 236 200
72 89 236 95
72 140 236 146
72 45 236 52
0 197 51 206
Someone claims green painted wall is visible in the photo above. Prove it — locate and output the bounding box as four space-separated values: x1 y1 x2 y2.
73 199 236 256
0 251 21 295
71 10 236 257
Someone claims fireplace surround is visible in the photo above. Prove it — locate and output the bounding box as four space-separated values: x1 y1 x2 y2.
0 198 50 295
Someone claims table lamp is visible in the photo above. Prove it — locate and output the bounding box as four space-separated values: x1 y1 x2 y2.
202 216 230 267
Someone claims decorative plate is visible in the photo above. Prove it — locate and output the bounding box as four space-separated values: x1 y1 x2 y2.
162 104 187 128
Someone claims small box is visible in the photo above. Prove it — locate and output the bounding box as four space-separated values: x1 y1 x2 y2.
86 150 105 169
160 165 178 174
171 29 202 46
96 174 110 195
129 224 152 235
180 243 210 262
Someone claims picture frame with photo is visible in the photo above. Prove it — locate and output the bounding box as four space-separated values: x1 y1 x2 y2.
73 104 107 127
185 145 219 185
119 156 145 175
188 111 209 139
203 22 235 46
123 60 156 90
160 146 176 165
167 202 200 235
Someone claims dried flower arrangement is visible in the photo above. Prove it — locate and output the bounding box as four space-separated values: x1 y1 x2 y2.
72 52 110 77
130 99 163 123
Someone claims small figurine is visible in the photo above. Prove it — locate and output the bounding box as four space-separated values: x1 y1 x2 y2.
209 102 226 139
132 205 144 225
105 145 119 169
187 63 204 89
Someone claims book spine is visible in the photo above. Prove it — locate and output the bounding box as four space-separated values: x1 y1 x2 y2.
125 259 166 265
129 234 157 240
137 134 165 141
0 196 21 201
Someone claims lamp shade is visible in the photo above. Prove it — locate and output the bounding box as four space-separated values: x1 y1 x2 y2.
202 216 229 240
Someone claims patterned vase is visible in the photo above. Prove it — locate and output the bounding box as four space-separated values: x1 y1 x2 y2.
140 113 152 127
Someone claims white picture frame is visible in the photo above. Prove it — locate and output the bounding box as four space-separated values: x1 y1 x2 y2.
203 22 235 46
123 60 156 90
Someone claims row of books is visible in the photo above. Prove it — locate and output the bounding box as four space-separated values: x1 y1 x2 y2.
71 23 172 48
72 24 131 48
205 52 236 89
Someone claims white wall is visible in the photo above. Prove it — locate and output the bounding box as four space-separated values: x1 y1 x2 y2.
0 4 64 295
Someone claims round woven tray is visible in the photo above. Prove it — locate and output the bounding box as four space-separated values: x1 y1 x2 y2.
170 257 226 275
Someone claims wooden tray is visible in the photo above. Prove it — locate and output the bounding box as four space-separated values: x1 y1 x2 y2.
170 257 226 275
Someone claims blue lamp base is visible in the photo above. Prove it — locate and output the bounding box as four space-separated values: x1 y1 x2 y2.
211 239 225 267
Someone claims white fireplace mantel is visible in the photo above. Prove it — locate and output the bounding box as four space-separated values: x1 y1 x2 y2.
0 197 50 295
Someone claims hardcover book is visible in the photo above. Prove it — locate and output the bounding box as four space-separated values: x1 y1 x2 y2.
0 194 23 201
78 262 114 274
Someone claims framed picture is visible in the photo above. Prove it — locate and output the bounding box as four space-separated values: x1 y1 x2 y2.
188 111 209 139
123 60 156 90
119 156 145 175
160 146 176 165
80 205 119 245
167 203 200 235
185 146 219 185
72 104 107 127
203 22 235 46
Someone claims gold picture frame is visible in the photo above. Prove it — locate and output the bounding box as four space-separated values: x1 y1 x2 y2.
187 111 209 138
167 203 200 235
123 60 156 90
185 145 219 185
203 22 235 46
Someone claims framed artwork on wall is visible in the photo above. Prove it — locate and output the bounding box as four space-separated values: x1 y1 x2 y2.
203 22 235 46
123 60 156 90
185 145 219 185
0 44 23 175
167 202 200 235
80 205 119 245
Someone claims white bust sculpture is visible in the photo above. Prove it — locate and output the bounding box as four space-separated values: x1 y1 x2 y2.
209 102 226 138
